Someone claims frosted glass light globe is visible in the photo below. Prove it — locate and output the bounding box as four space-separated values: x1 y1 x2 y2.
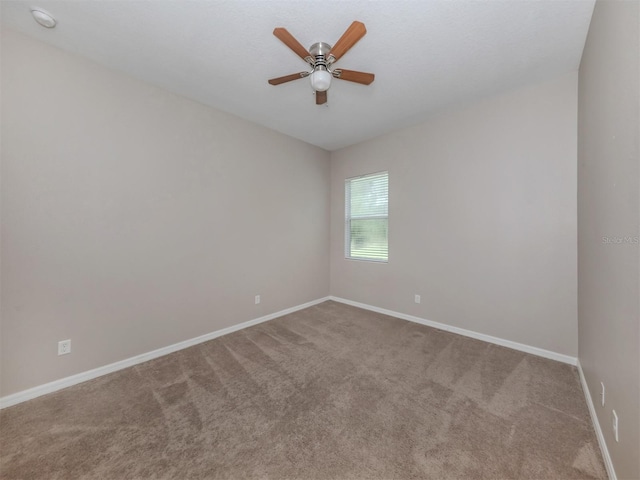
310 69 332 92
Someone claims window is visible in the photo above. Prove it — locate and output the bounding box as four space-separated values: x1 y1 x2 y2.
345 171 388 262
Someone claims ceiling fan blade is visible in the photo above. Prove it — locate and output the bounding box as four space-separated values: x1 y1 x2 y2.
268 72 310 85
273 28 314 65
332 69 375 85
327 21 367 64
316 90 327 105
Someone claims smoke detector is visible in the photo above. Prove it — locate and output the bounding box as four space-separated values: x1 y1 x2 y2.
31 9 56 28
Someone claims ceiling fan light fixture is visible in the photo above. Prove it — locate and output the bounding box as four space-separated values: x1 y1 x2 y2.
268 23 372 104
310 68 332 92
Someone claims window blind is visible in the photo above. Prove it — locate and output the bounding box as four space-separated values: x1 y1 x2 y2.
345 171 388 261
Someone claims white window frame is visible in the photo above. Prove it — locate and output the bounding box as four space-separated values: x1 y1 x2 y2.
345 171 388 263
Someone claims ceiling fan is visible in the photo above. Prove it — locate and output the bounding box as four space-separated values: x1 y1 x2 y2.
268 21 375 105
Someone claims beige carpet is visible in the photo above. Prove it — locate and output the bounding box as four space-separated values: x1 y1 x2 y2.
0 301 606 479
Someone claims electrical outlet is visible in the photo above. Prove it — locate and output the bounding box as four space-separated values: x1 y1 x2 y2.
58 339 71 356
612 410 619 442
255 295 261 305
414 294 421 304
600 382 605 406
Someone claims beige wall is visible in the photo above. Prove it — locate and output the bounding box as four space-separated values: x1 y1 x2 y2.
0 30 330 396
330 73 579 356
577 0 640 478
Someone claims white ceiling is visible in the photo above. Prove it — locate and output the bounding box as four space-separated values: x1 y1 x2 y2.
1 0 595 151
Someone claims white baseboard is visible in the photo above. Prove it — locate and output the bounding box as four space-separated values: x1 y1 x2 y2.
0 295 580 409
329 296 578 365
0 296 331 409
577 360 616 480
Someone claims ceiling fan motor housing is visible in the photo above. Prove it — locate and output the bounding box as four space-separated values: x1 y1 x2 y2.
309 42 332 58
309 42 331 71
